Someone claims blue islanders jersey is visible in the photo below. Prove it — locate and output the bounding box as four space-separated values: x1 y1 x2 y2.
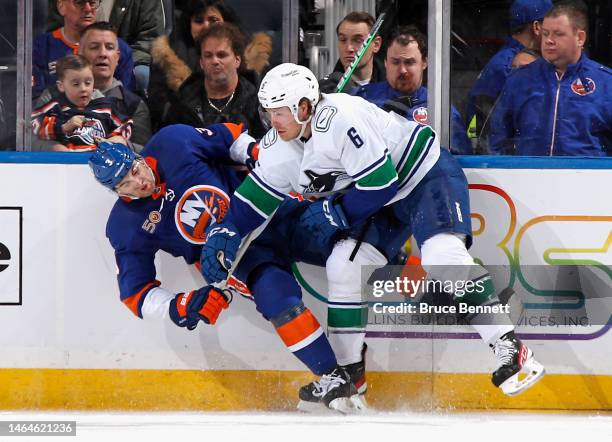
353 83 472 154
105 123 247 317
32 28 135 99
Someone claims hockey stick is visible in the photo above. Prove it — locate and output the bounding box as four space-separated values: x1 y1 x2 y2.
336 11 387 93
212 209 277 301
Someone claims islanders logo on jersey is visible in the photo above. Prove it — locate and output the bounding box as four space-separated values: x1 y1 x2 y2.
570 77 596 96
412 107 428 124
174 185 230 244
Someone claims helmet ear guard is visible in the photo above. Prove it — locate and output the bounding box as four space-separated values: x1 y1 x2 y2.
88 142 137 190
258 63 320 126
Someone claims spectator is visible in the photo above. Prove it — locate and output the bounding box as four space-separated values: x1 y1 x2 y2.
148 0 239 130
34 22 151 151
465 0 553 146
354 26 472 154
490 1 612 156
33 0 135 99
31 55 131 152
511 48 541 70
48 0 165 93
226 0 281 68
162 22 266 137
319 11 384 93
149 0 272 130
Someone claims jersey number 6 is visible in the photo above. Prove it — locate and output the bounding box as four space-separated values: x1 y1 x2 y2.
347 127 364 149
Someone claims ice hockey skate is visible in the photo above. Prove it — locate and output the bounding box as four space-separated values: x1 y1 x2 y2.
491 331 545 396
297 366 363 413
341 344 368 409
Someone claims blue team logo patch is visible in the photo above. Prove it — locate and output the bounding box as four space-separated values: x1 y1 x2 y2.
412 107 428 124
570 77 596 96
174 185 230 244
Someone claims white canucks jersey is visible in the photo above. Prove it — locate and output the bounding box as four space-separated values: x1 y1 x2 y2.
233 93 440 221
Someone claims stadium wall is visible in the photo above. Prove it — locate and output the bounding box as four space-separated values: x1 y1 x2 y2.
0 154 610 411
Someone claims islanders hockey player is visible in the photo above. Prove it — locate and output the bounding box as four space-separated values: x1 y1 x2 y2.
200 64 546 408
89 123 364 413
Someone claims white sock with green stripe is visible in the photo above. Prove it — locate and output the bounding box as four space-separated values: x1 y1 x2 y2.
420 233 515 347
326 239 387 366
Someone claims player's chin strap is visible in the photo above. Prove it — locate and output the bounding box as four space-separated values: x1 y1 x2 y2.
292 112 314 140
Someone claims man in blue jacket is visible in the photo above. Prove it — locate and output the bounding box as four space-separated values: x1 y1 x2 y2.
354 25 472 154
490 1 612 156
33 0 135 99
466 0 552 151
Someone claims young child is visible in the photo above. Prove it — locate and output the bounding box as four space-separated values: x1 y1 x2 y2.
31 55 132 152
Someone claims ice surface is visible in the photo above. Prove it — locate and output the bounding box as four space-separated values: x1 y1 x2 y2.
1 410 610 442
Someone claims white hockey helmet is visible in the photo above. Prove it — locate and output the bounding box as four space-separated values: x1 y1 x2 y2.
258 63 320 125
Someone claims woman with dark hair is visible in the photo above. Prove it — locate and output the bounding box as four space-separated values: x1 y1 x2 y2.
148 0 271 130
161 22 266 138
148 1 235 129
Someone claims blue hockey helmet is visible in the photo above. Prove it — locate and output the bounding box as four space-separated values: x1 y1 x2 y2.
88 142 137 190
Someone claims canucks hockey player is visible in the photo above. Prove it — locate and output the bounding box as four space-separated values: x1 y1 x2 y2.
89 123 352 408
200 64 546 408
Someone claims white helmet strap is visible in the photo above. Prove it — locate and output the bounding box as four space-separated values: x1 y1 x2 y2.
291 99 314 140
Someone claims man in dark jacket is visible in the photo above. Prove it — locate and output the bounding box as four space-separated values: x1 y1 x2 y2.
162 22 266 138
47 0 164 91
319 11 385 93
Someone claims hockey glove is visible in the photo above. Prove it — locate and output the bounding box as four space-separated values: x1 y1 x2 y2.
299 196 350 245
245 141 259 171
318 72 343 94
169 286 230 330
200 221 242 283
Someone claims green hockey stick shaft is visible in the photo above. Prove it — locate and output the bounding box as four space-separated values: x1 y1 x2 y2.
336 12 387 93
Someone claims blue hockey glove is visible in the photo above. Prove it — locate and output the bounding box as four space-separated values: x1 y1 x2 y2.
200 221 241 283
245 141 259 171
169 286 230 330
299 196 350 245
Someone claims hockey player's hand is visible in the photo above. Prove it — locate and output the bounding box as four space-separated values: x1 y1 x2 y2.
318 72 342 94
169 286 230 329
245 141 259 171
200 222 242 283
300 196 349 245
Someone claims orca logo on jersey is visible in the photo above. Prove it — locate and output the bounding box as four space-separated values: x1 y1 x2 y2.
174 185 230 244
303 170 347 193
